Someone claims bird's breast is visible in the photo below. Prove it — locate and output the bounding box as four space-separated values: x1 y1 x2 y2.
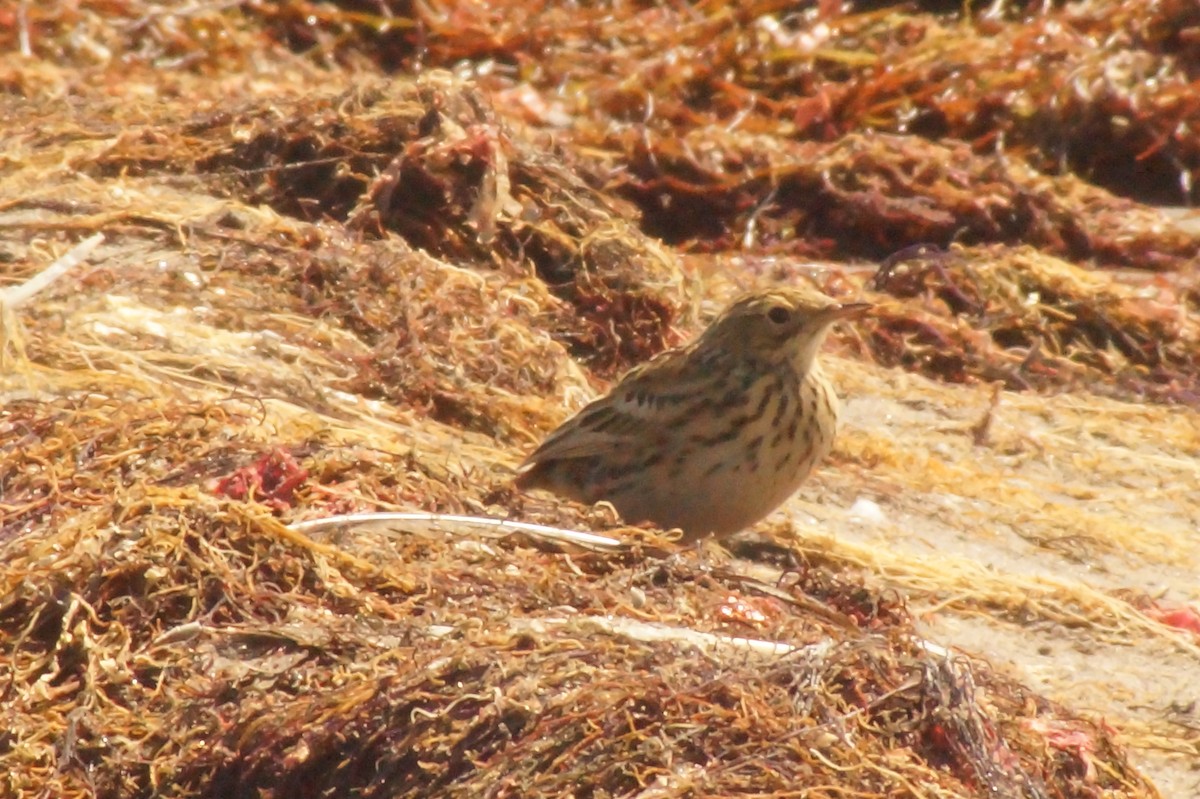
605 365 839 539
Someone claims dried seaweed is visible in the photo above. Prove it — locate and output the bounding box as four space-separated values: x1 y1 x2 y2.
868 245 1200 402
2 2 1198 798
0 500 1157 799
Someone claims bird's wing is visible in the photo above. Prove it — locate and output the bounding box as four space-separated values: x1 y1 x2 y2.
518 351 696 469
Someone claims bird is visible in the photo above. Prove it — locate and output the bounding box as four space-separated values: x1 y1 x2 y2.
515 285 871 542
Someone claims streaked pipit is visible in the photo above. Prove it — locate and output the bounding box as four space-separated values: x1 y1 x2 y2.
516 285 871 542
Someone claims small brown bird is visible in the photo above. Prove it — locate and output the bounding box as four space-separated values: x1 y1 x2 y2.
516 285 871 542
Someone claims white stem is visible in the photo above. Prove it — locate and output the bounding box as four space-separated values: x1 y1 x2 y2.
1 233 105 309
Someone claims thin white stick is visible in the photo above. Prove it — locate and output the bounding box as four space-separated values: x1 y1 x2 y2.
288 510 625 549
1 233 105 310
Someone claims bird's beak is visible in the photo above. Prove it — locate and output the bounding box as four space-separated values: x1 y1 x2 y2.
822 302 873 322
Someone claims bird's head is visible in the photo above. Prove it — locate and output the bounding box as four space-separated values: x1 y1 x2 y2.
699 286 871 374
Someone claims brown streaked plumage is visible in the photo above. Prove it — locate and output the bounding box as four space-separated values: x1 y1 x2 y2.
516 285 871 542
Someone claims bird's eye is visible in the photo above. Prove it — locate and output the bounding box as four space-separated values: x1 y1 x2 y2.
767 306 790 325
